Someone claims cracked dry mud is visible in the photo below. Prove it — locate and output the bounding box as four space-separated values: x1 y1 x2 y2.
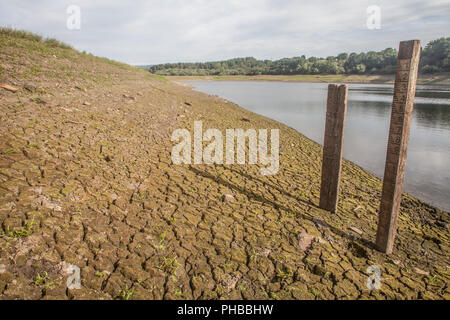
0 32 449 300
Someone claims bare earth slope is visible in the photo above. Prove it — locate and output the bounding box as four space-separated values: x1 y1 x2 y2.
0 31 448 300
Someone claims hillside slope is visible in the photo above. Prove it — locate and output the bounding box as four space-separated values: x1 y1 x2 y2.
0 29 448 300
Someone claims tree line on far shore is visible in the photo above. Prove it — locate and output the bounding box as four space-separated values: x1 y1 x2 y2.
149 37 449 76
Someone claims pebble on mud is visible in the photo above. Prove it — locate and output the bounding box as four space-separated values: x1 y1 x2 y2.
223 194 235 203
0 83 18 92
74 86 87 92
298 231 314 251
349 226 363 235
24 84 37 92
123 94 136 101
31 97 48 105
414 267 430 276
392 259 402 266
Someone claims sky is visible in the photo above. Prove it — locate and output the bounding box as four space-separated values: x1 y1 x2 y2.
1 0 449 65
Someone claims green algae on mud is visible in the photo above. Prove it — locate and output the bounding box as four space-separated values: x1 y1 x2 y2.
0 29 449 300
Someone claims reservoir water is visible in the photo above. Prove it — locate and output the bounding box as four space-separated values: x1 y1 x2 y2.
187 81 450 212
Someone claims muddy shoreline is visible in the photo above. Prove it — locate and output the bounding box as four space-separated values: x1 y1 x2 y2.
166 73 450 86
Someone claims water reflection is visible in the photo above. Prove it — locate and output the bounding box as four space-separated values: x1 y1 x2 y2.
187 81 450 212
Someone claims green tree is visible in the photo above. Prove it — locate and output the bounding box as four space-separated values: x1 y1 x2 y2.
148 38 449 76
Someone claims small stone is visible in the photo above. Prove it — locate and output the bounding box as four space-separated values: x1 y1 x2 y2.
241 117 250 122
298 231 314 251
392 260 401 266
59 261 73 276
223 194 235 203
31 97 48 105
260 248 271 257
1 83 18 92
414 267 430 276
353 206 364 218
222 274 239 292
83 101 91 106
349 227 363 235
24 84 37 92
40 196 62 212
123 94 136 100
75 86 87 92
108 193 118 201
315 237 327 244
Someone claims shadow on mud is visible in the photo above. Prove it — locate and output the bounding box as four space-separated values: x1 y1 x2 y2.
188 165 376 252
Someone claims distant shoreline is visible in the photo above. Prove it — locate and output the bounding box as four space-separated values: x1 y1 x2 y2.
166 73 450 86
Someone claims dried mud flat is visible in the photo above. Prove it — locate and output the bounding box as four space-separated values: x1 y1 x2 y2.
0 32 449 300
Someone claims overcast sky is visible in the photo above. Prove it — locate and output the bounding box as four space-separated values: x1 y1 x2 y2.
1 0 449 65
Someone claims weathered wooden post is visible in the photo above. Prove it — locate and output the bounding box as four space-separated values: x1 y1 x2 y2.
320 84 348 213
376 40 421 254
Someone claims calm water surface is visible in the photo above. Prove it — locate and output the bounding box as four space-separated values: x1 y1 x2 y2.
187 81 450 212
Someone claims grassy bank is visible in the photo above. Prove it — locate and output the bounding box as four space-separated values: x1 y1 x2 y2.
0 29 449 300
167 73 450 86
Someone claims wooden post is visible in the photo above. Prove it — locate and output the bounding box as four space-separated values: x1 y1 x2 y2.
320 84 348 213
376 40 421 254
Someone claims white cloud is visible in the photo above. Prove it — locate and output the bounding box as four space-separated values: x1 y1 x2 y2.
0 0 449 64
